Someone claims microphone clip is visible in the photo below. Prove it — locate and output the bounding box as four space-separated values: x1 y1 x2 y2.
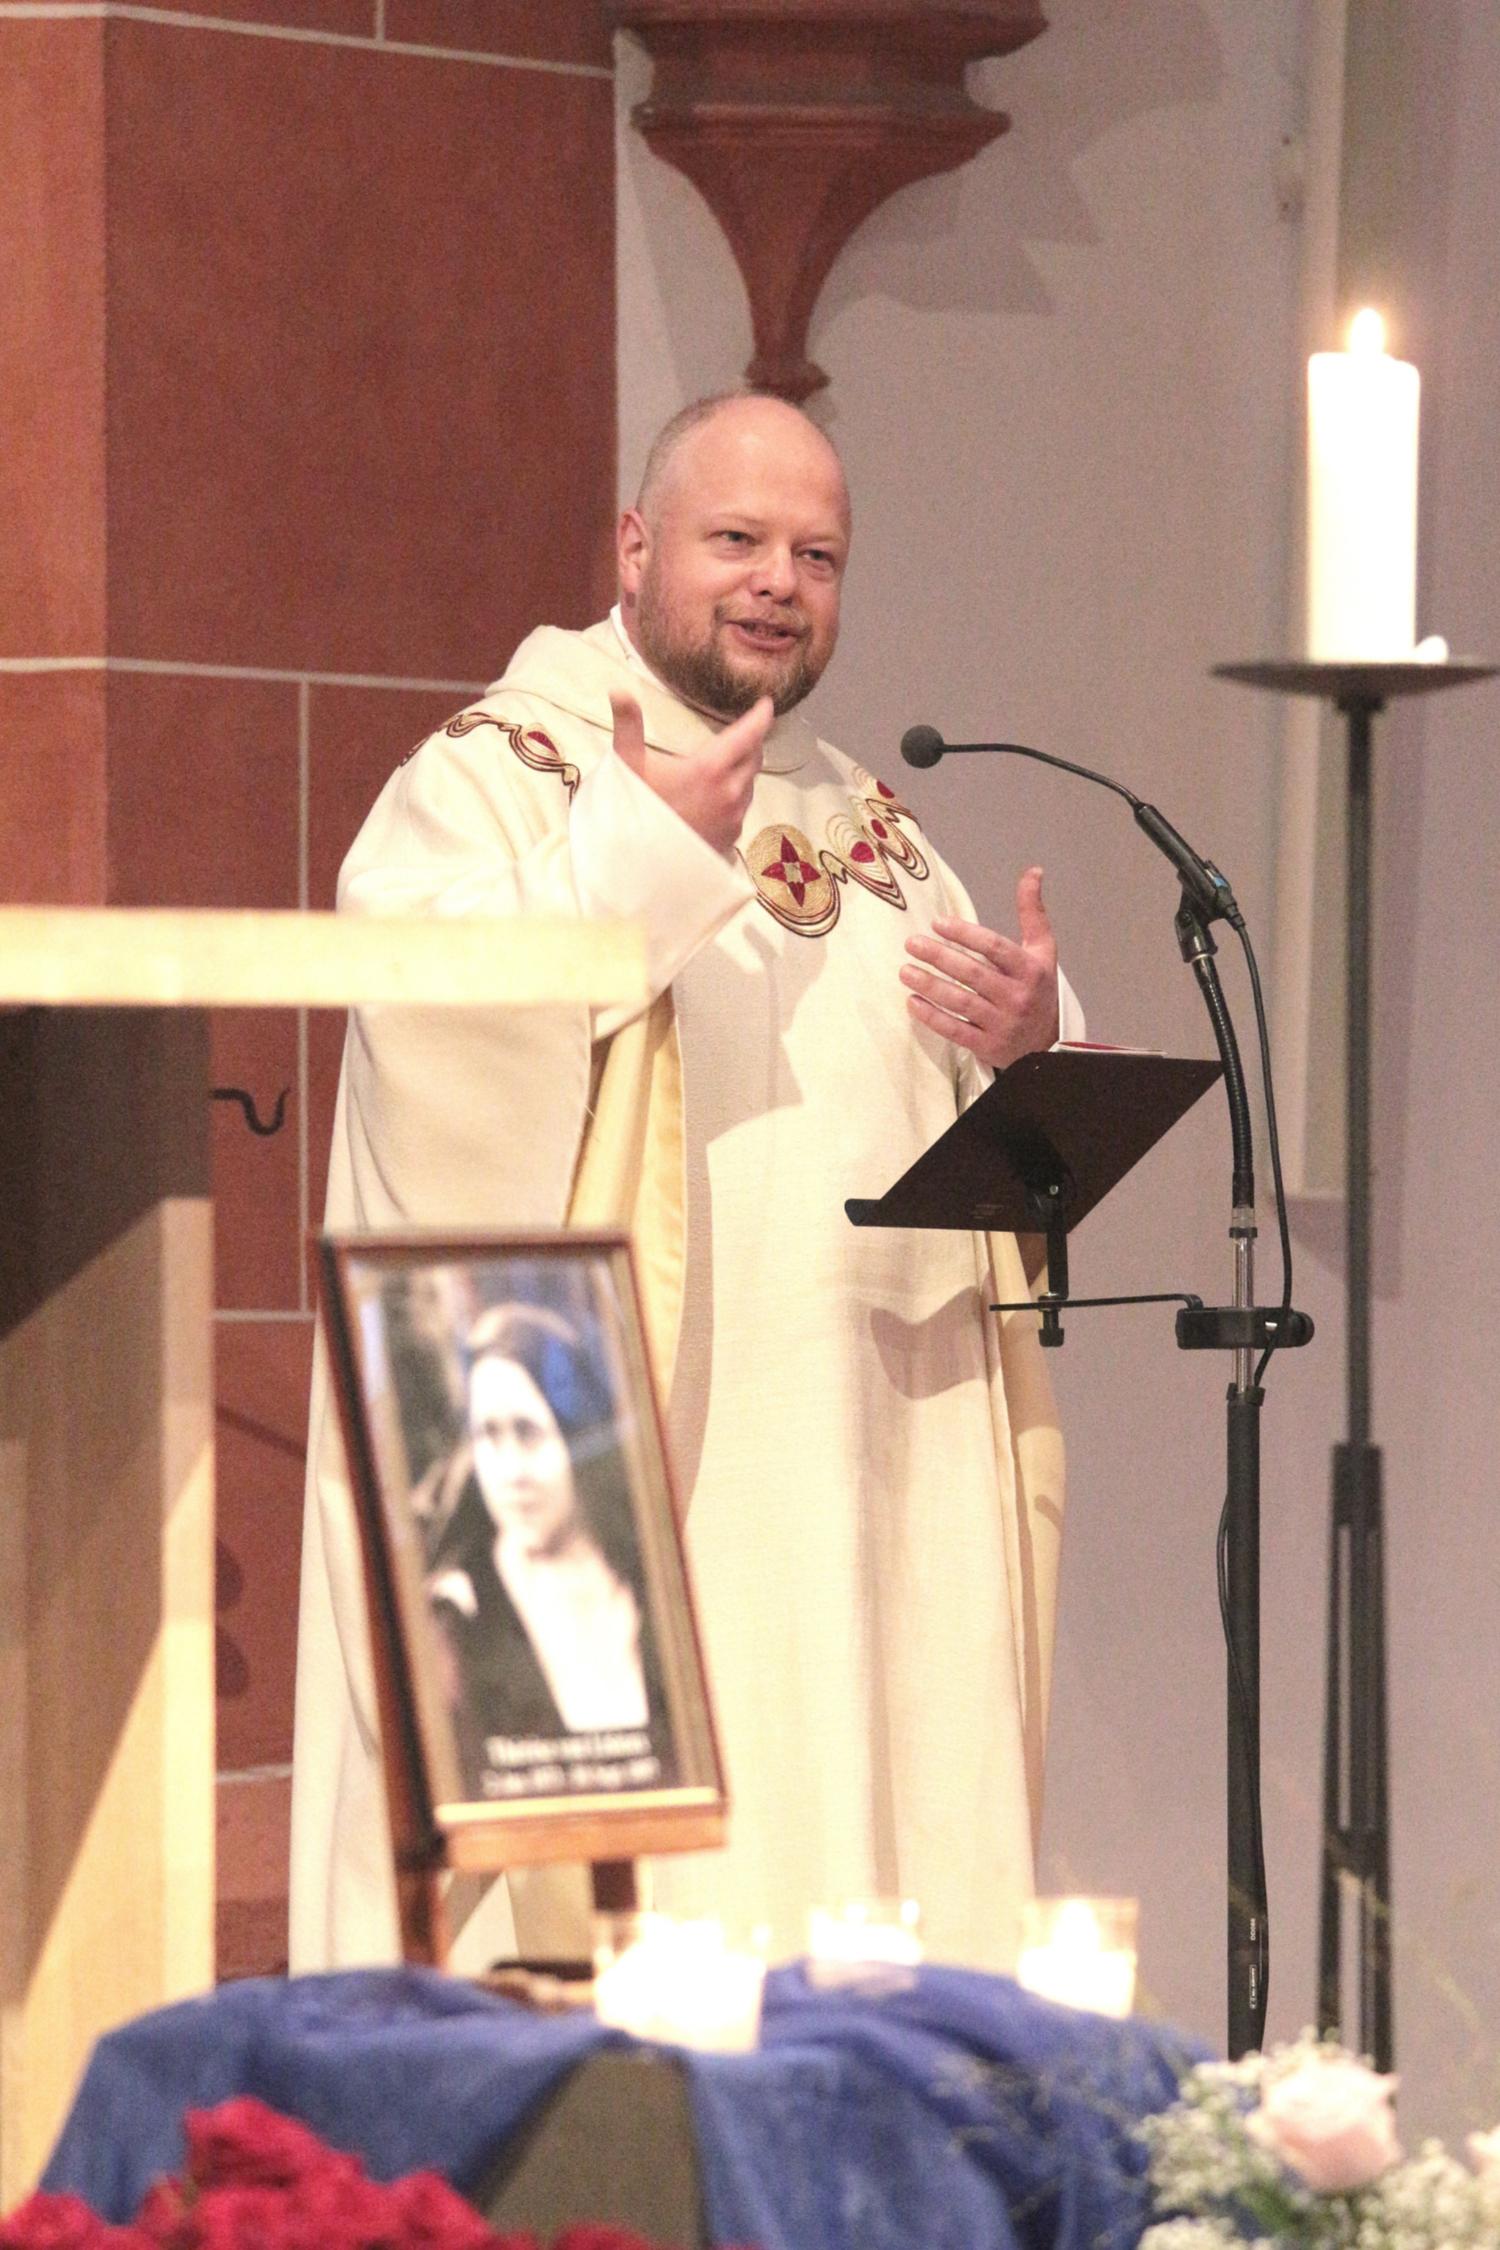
1175 892 1220 966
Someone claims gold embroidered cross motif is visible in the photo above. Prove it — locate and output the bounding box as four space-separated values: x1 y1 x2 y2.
743 776 929 938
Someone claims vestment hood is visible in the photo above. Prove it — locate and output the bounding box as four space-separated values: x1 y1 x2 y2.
490 620 819 776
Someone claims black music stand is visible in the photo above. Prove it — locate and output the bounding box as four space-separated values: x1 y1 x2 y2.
847 1048 1222 1343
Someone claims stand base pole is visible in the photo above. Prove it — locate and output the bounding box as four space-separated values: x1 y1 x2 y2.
1317 1438 1392 2069
1226 1382 1267 2056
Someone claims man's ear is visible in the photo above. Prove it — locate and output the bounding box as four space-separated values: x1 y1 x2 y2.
617 508 649 600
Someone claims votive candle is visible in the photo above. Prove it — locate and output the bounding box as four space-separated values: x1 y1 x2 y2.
1016 1896 1138 2018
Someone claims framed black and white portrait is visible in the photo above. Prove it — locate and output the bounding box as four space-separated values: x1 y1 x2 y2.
318 1231 726 1878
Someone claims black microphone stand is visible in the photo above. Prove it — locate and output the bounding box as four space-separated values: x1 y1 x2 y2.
1173 888 1268 2056
903 726 1312 2054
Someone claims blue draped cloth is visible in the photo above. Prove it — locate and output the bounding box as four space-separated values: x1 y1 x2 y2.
42 1965 1200 2249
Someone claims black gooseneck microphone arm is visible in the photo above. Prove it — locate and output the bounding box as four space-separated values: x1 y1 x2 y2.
901 721 1307 2058
899 723 1296 1364
900 725 1241 930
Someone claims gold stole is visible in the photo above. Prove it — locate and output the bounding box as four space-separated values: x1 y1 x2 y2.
567 995 687 1395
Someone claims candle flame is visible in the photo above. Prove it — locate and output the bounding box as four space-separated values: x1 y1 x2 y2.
1052 1899 1105 1949
1349 307 1387 356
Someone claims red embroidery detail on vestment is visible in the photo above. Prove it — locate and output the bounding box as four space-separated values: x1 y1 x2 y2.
742 777 929 938
744 823 839 935
766 832 820 904
443 710 580 799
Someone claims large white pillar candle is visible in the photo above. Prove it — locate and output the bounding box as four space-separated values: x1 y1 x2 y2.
1307 309 1420 660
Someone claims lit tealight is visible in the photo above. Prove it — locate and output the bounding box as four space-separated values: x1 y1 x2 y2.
1016 1896 1138 2019
592 1915 765 2052
807 1898 923 1988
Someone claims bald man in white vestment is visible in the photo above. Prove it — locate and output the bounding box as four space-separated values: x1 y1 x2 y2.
290 394 1083 1975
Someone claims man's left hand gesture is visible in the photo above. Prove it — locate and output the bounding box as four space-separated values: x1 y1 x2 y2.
900 867 1059 1070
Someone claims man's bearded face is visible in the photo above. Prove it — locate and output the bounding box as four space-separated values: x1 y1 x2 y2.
635 555 832 718
623 411 849 720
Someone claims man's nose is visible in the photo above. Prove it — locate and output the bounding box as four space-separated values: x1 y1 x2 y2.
748 544 797 601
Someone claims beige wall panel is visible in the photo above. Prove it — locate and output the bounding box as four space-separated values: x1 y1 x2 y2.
0 1012 213 2201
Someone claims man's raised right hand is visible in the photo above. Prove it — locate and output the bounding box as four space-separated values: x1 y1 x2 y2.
609 690 773 857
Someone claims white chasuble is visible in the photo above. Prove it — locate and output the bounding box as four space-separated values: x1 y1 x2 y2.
651 745 1061 1970
289 617 1076 1977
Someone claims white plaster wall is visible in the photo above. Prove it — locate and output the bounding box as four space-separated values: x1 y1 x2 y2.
1352 0 1500 2142
617 0 1500 2141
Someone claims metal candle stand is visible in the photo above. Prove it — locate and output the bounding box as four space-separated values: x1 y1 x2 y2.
1213 657 1497 2070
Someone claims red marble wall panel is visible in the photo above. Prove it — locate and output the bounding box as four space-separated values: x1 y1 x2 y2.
104 670 303 1307
143 0 373 31
0 24 106 658
306 1010 346 1271
211 1011 304 1310
385 1 612 67
103 671 299 909
105 22 616 679
304 681 469 1290
216 1319 314 1772
216 1773 292 1981
0 672 107 903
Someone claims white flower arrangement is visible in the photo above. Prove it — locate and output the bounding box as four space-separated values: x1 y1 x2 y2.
1139 2033 1500 2248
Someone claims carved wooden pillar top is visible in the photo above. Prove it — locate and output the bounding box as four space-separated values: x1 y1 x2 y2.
605 1 1048 401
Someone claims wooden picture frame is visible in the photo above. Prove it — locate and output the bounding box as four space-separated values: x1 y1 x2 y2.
318 1230 726 1954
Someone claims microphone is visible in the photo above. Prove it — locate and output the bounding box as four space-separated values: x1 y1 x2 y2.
899 724 944 768
900 724 1240 929
901 724 1039 770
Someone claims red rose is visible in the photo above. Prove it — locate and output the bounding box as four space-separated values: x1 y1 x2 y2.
192 2185 314 2249
183 2102 337 2192
0 2197 138 2249
381 2173 503 2250
12 2102 712 2250
132 2182 194 2248
285 2162 402 2247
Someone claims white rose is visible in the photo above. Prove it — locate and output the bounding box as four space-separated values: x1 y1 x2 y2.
1245 2052 1401 2192
1468 2124 1500 2179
